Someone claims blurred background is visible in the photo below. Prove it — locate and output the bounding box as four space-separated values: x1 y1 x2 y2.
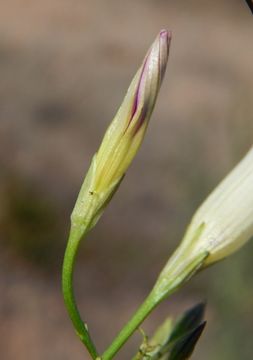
0 1 252 359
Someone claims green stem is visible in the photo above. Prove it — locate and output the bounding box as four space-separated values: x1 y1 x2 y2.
62 225 98 359
101 247 209 360
101 292 157 360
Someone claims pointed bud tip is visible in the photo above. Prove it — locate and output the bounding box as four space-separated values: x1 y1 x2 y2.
157 29 171 87
159 30 172 52
159 29 172 42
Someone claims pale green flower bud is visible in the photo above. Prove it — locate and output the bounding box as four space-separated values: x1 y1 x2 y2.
153 147 253 301
71 30 171 233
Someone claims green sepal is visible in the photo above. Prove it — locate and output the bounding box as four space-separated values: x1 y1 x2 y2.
153 251 209 304
71 153 124 236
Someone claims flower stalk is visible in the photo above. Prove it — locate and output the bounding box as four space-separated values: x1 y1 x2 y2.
62 225 98 358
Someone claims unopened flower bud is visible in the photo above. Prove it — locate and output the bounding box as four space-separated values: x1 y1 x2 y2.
94 29 170 192
71 30 171 232
181 146 253 265
153 147 253 301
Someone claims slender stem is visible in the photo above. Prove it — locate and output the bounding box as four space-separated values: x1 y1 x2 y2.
62 225 98 359
101 292 157 360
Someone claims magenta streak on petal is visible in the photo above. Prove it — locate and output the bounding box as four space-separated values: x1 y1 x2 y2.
124 51 150 135
133 103 148 135
134 32 169 135
132 54 150 118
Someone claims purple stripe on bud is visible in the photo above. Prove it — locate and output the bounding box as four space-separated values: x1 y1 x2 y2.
127 30 171 135
131 54 150 120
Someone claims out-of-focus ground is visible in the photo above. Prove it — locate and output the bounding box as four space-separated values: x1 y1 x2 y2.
0 1 253 359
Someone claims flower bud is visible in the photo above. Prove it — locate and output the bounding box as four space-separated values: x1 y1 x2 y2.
94 29 170 192
71 30 171 232
153 147 253 300
181 146 253 265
